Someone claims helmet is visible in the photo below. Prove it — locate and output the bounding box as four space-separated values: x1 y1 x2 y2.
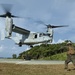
67 41 72 45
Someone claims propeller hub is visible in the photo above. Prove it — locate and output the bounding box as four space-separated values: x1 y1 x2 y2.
46 24 52 28
6 12 11 17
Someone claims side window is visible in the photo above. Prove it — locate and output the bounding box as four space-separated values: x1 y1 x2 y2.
35 34 37 38
39 33 42 37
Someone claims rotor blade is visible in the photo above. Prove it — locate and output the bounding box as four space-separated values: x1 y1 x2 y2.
11 15 20 18
1 4 13 13
0 4 21 18
52 25 68 28
46 25 69 28
0 14 6 17
35 20 46 25
25 18 46 25
0 14 19 18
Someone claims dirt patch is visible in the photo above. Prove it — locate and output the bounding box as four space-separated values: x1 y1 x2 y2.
0 63 75 75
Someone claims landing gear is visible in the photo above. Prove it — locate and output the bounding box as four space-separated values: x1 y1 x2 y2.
30 45 33 48
19 42 22 47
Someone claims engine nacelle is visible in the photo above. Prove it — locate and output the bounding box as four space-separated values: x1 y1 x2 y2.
5 17 13 38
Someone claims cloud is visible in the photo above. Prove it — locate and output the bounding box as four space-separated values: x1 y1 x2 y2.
11 46 17 50
57 39 65 43
52 39 65 44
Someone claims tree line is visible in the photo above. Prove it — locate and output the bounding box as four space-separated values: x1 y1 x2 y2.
18 41 73 60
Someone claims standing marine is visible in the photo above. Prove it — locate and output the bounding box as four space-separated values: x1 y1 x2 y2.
65 41 75 71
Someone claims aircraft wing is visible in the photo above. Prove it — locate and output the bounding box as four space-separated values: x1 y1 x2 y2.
12 25 30 35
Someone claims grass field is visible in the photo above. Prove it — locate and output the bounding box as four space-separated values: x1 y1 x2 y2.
0 63 75 75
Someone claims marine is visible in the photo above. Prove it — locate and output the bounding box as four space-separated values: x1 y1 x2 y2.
64 41 75 71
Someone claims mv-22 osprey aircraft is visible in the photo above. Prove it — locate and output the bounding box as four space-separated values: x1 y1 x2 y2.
0 4 68 47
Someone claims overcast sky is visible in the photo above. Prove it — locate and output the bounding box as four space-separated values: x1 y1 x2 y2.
0 0 75 57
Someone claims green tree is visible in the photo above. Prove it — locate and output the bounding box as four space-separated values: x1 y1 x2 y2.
18 42 74 60
12 54 17 59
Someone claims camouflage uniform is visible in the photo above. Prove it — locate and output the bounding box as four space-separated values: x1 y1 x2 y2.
65 42 75 70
